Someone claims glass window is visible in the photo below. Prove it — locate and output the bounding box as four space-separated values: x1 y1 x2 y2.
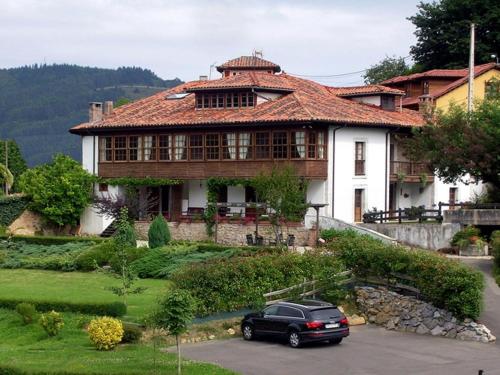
255 132 270 159
174 135 187 160
241 93 248 107
114 136 127 161
203 95 209 108
206 134 220 160
277 306 304 318
128 136 142 161
239 133 252 159
226 93 233 108
100 136 112 162
233 93 239 108
222 133 237 160
217 94 224 108
317 132 325 159
310 308 341 320
273 132 288 159
159 135 172 161
190 134 203 160
355 141 365 175
291 131 306 159
143 135 156 161
196 95 203 109
248 93 254 107
308 132 316 158
263 305 279 316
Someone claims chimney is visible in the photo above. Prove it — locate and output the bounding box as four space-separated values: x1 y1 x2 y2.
418 95 434 120
89 102 103 122
103 101 113 116
199 75 208 81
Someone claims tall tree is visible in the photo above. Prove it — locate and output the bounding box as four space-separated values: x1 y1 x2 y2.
409 0 500 70
18 154 94 226
0 139 27 192
405 96 500 200
363 56 411 84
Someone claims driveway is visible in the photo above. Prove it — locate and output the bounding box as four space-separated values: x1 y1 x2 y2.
177 326 500 375
461 257 500 345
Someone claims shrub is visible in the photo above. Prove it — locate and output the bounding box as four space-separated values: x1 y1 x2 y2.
0 298 126 317
75 242 116 271
15 303 37 324
39 311 64 337
88 317 124 350
113 209 136 247
148 215 171 248
121 322 143 343
172 251 345 316
108 246 148 273
0 235 106 246
451 226 482 247
491 230 500 269
322 229 484 320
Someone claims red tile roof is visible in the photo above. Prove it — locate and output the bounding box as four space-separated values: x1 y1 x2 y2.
381 63 496 85
327 85 404 97
187 72 294 92
216 56 281 73
70 73 425 134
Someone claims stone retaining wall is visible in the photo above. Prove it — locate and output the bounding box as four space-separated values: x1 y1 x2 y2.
134 221 313 246
355 286 495 343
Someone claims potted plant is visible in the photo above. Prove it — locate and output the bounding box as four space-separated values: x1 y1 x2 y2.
396 172 406 184
451 226 487 256
419 172 428 188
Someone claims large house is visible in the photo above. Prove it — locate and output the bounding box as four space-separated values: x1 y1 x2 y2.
70 56 484 235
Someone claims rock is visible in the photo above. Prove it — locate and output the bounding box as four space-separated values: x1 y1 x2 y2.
423 318 438 330
348 315 366 326
386 319 396 330
443 322 455 331
433 311 441 319
375 312 390 325
227 328 235 335
457 330 477 341
208 335 215 340
430 326 445 336
416 324 430 335
445 329 457 339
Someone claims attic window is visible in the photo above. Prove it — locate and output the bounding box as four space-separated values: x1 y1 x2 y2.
166 93 190 100
381 96 395 111
195 92 255 109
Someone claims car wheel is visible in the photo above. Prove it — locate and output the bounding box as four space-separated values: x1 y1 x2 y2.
329 338 342 345
242 324 254 341
288 330 301 348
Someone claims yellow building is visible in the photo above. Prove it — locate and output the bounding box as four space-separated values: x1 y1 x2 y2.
382 63 499 112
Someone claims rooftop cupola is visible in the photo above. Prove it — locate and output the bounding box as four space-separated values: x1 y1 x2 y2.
216 55 281 77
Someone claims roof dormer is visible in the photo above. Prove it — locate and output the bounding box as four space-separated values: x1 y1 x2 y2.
216 56 281 77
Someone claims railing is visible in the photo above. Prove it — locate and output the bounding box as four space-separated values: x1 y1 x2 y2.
390 161 431 176
363 202 500 224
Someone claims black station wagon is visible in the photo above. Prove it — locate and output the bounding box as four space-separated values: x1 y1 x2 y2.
241 300 349 348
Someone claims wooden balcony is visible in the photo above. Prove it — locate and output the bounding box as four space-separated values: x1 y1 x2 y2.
390 161 434 183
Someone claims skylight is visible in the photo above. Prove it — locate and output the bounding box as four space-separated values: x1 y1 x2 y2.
166 93 190 100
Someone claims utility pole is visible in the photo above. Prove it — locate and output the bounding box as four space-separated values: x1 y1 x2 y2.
467 23 475 112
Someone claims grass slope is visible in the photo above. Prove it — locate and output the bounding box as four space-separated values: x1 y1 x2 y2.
0 309 236 374
0 269 170 321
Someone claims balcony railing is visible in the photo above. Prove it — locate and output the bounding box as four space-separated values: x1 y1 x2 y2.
390 161 432 176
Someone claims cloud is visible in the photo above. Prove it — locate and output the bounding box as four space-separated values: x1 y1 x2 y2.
0 0 420 84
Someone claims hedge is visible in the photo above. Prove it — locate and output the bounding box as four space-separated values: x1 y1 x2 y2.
492 230 500 269
322 229 484 320
0 235 106 246
0 367 102 375
0 196 29 226
172 251 345 316
0 298 126 317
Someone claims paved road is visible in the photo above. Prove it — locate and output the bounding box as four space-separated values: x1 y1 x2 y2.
177 326 500 375
461 258 500 345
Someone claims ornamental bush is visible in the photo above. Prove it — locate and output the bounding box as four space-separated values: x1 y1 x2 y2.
121 322 143 343
39 311 64 337
88 317 124 350
322 229 484 320
148 215 171 248
15 302 37 324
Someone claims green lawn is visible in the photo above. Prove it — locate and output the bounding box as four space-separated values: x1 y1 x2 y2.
0 269 170 321
0 309 237 375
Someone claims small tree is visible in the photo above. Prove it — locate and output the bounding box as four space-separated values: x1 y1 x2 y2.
18 154 93 227
105 208 144 306
148 215 171 248
363 55 411 84
252 165 308 244
150 289 195 375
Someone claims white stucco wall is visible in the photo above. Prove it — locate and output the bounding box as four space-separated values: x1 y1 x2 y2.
394 182 433 208
255 91 283 105
306 180 328 216
434 177 485 206
82 135 98 175
188 180 207 208
80 184 123 235
332 127 389 223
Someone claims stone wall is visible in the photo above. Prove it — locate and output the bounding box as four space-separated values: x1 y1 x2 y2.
359 223 460 250
355 286 495 343
444 209 500 226
135 221 313 246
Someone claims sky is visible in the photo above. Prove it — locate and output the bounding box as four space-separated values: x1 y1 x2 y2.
0 0 424 86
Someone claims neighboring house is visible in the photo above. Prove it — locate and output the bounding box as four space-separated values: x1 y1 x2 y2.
70 56 481 234
382 63 499 206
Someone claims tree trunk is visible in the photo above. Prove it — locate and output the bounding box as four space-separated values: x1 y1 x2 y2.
176 334 181 375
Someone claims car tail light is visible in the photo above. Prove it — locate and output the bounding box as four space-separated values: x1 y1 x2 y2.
306 321 324 329
340 318 349 326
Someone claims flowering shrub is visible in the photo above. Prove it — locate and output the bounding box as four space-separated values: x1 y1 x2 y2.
39 311 64 336
88 317 124 350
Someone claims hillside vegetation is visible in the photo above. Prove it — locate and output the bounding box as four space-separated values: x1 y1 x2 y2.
0 64 182 165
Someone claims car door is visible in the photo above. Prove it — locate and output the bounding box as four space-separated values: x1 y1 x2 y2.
275 306 304 335
254 305 279 334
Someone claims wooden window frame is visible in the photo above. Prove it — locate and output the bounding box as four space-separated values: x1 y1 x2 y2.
255 131 271 160
189 134 204 161
206 133 220 161
143 135 157 162
158 134 172 161
354 141 366 176
290 131 306 160
238 132 253 160
272 131 288 159
173 134 188 161
113 136 127 162
99 136 113 163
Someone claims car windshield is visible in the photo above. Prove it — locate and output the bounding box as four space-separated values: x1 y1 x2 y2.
310 308 341 320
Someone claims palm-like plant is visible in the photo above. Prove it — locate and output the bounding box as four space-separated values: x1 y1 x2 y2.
0 163 14 194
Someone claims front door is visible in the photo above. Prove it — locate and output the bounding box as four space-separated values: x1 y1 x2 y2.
449 187 457 210
354 189 364 222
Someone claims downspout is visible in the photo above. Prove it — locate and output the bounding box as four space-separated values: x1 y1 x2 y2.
384 129 391 212
331 126 343 218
